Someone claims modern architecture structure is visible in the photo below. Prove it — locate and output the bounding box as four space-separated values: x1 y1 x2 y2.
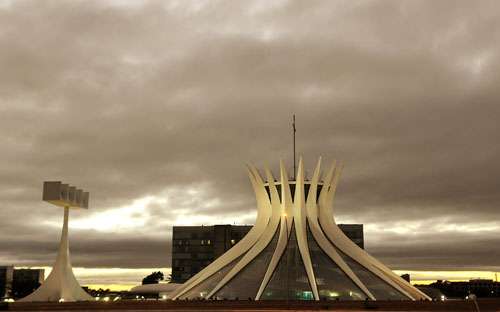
0 266 13 299
20 182 92 302
170 158 431 301
172 224 364 283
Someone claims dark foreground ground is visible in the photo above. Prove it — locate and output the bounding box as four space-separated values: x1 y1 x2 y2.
2 299 500 312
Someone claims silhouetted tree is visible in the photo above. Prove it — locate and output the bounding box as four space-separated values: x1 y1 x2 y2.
142 271 164 285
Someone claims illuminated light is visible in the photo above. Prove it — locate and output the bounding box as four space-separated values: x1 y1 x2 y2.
58 298 65 303
103 297 110 302
161 295 167 300
199 291 209 298
349 291 353 297
440 295 445 301
95 297 100 301
329 291 339 297
3 299 14 302
113 296 121 301
301 291 313 300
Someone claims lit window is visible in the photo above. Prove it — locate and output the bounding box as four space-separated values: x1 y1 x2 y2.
207 240 211 245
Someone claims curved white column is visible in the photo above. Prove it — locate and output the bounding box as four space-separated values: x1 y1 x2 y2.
306 158 375 300
318 163 430 300
20 207 92 302
171 166 271 299
207 167 281 298
293 158 319 300
255 169 288 300
279 160 294 233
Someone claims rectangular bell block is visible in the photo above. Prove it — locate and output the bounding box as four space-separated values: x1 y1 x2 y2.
60 184 69 201
75 189 82 206
81 192 89 209
68 186 76 204
43 181 89 208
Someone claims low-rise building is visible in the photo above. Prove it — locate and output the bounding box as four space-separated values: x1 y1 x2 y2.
11 268 45 299
171 225 252 283
0 266 14 299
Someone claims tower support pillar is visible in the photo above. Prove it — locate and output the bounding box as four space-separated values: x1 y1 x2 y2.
20 207 92 302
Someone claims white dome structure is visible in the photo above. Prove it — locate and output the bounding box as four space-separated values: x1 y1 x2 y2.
170 157 430 301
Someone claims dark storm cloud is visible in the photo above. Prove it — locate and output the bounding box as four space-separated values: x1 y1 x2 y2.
369 231 500 271
2 235 171 268
1 0 499 273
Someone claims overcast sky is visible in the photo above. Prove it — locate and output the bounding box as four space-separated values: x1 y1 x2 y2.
1 0 500 287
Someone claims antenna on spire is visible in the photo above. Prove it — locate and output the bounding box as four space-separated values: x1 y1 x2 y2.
293 114 296 179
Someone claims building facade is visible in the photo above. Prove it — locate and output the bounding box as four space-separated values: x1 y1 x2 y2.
0 266 14 299
171 225 253 283
171 224 363 284
12 269 45 299
0 267 45 299
337 224 364 249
